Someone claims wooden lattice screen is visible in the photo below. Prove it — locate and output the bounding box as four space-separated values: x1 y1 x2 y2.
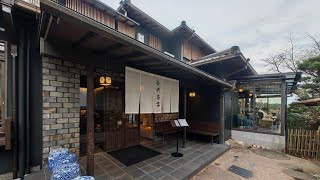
287 129 320 160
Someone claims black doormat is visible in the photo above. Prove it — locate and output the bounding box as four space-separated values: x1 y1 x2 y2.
228 165 253 179
108 145 161 166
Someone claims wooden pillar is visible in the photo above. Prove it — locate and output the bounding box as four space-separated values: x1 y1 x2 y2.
280 81 286 136
252 84 256 129
86 65 95 176
182 88 187 148
219 90 225 144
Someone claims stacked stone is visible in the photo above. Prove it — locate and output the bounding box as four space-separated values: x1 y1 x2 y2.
42 57 84 163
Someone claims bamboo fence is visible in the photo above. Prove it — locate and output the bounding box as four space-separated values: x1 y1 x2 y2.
287 129 320 160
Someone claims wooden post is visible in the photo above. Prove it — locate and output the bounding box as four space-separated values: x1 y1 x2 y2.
252 84 256 129
220 90 225 144
280 81 286 136
182 88 187 148
86 65 95 176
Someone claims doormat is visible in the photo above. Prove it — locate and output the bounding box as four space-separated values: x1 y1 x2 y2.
108 145 161 166
228 165 253 179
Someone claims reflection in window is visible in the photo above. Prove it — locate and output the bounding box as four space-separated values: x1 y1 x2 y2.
233 82 282 134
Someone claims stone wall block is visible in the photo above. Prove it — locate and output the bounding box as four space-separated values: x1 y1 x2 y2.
57 76 69 82
43 86 56 92
50 81 63 87
57 118 68 124
43 62 56 69
50 103 62 108
63 61 74 67
56 65 69 72
50 124 63 130
42 59 82 165
49 58 62 65
43 130 56 136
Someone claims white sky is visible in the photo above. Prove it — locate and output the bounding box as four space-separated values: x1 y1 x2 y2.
101 0 320 74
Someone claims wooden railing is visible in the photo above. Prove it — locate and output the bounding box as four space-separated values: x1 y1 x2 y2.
287 129 320 160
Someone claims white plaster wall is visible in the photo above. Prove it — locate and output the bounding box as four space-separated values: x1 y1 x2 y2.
231 130 285 150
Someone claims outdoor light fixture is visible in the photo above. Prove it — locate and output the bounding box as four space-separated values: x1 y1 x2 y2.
239 87 243 93
100 56 112 86
189 91 196 97
249 93 253 97
99 74 112 86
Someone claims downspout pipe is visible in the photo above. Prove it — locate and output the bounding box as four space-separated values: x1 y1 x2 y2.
17 27 26 179
25 28 31 174
10 44 18 179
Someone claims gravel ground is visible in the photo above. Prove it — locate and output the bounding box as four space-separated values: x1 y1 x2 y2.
193 141 320 180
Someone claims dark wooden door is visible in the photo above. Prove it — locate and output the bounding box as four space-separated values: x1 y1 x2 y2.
104 87 126 151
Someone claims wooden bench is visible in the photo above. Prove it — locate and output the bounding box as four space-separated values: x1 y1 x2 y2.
155 121 178 142
186 121 218 145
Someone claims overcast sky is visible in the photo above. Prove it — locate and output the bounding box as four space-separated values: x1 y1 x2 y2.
102 0 320 74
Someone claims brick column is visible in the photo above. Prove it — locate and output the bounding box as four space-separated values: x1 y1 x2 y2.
42 57 84 164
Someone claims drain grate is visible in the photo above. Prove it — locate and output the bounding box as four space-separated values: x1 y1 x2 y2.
228 165 253 179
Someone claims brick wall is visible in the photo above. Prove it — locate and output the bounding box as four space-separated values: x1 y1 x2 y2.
42 57 84 163
155 113 179 122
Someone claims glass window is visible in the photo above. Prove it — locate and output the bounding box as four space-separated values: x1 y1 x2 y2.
233 81 282 134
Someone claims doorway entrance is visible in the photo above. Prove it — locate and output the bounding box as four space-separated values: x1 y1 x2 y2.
79 74 140 156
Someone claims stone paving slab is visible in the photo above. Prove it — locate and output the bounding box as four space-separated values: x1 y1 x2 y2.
24 139 230 180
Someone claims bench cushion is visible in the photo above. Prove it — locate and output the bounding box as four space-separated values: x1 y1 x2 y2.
187 121 218 135
187 129 218 136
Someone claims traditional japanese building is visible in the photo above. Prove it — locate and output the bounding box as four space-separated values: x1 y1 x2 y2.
0 0 301 179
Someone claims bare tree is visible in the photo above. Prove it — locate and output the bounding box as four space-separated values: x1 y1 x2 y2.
263 33 306 73
307 34 320 55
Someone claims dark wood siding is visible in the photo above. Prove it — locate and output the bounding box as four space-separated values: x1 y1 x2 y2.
66 0 115 29
149 34 162 51
118 21 136 38
182 40 206 61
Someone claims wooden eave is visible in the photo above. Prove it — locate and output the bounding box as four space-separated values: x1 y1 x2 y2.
40 0 232 88
117 2 172 38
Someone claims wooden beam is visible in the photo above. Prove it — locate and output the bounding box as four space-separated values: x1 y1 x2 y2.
113 51 145 59
147 66 176 70
72 31 97 48
40 38 104 65
135 61 165 66
86 64 95 176
92 43 123 54
44 15 53 40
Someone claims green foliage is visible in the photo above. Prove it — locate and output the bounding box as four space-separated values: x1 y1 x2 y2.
297 55 320 97
287 104 320 130
287 104 310 129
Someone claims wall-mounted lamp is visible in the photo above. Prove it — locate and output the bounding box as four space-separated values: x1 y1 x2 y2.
189 91 196 97
249 93 253 97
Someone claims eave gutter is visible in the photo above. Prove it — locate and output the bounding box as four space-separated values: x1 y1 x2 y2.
40 0 232 88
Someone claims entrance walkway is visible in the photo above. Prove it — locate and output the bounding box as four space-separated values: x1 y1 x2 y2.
25 139 229 180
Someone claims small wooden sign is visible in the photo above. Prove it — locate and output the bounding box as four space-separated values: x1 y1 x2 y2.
170 119 189 128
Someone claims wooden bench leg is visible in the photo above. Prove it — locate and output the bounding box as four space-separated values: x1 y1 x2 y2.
211 136 213 145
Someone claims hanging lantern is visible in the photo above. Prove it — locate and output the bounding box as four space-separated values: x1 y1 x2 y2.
99 74 112 86
189 91 196 97
239 87 243 93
